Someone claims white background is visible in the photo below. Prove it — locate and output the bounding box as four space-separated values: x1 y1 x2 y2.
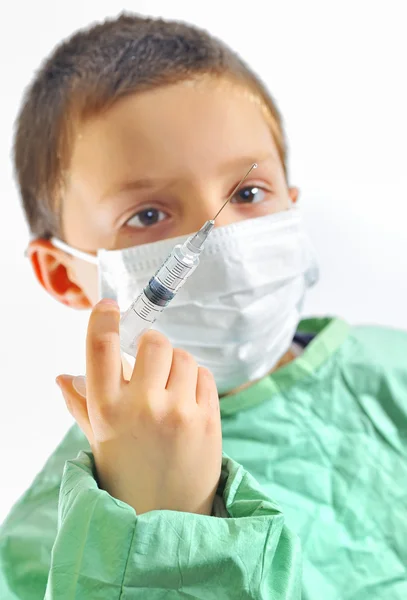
0 0 406 524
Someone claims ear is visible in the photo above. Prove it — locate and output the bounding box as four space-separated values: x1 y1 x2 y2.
27 239 92 309
288 186 300 204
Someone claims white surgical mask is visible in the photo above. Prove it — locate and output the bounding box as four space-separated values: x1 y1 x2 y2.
53 208 319 394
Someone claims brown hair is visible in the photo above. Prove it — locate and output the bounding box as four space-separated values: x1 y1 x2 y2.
14 13 288 239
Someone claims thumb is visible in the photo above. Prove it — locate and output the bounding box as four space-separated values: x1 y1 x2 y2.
56 375 93 443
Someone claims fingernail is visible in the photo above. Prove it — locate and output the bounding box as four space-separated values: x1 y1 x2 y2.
73 375 87 397
99 298 118 307
56 374 71 388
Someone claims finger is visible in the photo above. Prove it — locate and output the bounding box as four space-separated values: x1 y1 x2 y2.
165 349 199 402
86 299 123 404
196 367 219 411
129 330 173 393
56 375 94 443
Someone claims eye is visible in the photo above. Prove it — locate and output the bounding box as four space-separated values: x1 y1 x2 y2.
125 207 168 229
232 186 268 204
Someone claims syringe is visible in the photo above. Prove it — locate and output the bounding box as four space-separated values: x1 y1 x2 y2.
119 163 257 357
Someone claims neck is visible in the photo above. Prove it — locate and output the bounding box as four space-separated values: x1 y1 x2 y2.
219 347 297 399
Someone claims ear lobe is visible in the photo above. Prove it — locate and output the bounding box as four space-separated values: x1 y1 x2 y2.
289 186 300 204
27 239 92 309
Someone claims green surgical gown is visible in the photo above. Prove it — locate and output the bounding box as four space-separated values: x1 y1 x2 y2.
0 317 406 599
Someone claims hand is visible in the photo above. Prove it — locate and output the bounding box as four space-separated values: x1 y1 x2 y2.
56 298 222 516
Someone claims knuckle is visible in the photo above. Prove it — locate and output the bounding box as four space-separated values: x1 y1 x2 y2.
142 330 172 352
138 396 160 420
166 406 194 430
198 367 217 392
137 395 166 427
90 333 117 356
96 401 116 422
198 366 215 382
174 348 196 369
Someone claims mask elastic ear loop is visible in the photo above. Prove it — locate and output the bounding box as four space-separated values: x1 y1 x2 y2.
50 237 99 265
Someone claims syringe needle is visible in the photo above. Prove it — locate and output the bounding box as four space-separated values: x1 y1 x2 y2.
212 162 258 221
186 162 258 252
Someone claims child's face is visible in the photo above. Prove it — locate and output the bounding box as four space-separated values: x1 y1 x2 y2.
29 77 298 308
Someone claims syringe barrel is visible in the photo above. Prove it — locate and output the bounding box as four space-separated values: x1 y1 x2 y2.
119 291 164 356
153 244 198 290
119 243 200 357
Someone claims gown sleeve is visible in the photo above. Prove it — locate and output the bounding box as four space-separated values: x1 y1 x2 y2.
43 450 301 599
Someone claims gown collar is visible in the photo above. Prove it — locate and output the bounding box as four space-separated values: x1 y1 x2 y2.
220 317 350 416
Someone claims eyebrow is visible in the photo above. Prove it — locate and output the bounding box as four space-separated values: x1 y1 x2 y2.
102 153 276 201
102 178 162 200
218 153 276 174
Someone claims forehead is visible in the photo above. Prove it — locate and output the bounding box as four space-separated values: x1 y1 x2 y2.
68 77 281 189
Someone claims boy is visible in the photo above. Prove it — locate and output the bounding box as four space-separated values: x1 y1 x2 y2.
1 13 406 600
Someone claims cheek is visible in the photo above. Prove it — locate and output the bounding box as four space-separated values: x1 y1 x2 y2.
72 259 100 305
253 192 292 217
276 193 293 211
269 184 294 212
